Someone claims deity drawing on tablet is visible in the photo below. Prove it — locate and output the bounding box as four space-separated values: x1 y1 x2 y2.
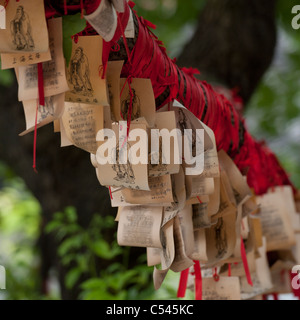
161 229 171 267
177 109 197 156
69 47 93 96
149 137 168 175
10 6 35 50
112 144 135 184
121 88 141 120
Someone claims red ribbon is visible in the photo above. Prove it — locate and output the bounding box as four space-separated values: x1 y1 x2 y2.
119 75 134 139
177 268 189 298
228 263 232 277
196 196 203 204
32 100 39 174
37 63 45 107
272 293 279 300
193 260 202 300
63 0 68 15
240 235 253 286
108 186 113 200
33 63 45 173
80 0 84 18
213 267 220 282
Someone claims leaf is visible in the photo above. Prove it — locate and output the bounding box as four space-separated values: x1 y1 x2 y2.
58 235 83 256
91 239 122 260
44 220 62 233
0 69 14 87
65 267 81 289
62 13 86 66
81 278 105 290
64 206 78 223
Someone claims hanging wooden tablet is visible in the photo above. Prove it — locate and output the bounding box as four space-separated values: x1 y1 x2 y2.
65 35 109 106
0 0 49 53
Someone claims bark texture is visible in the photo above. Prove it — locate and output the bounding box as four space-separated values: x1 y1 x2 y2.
178 0 277 104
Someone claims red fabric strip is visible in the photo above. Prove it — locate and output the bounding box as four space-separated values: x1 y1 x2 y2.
84 0 101 15
32 99 39 173
80 0 84 18
108 186 113 200
177 268 189 298
272 293 279 300
240 236 253 286
37 63 45 107
196 196 203 204
42 0 296 196
33 63 45 173
193 260 202 300
228 263 232 277
213 267 220 282
63 0 68 15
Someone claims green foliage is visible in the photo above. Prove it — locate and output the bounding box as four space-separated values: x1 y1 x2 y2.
0 162 43 300
46 207 155 300
62 13 86 66
0 67 14 87
245 0 300 188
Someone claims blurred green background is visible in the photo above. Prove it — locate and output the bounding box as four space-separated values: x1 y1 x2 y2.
0 0 299 300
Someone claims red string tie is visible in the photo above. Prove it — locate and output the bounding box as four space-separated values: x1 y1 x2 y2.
71 34 79 44
213 268 220 282
120 75 134 141
193 261 202 300
108 186 113 200
240 235 253 286
117 12 132 65
111 42 121 52
63 0 68 15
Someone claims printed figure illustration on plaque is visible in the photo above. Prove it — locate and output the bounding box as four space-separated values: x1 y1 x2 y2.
121 88 141 120
38 96 54 122
171 176 178 204
112 144 135 184
107 83 113 106
10 6 35 50
214 218 228 258
149 137 168 174
69 47 93 96
177 109 197 156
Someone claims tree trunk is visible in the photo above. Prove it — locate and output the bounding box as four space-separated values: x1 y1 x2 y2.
178 0 277 104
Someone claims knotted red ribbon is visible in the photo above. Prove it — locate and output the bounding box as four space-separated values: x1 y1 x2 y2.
228 263 232 277
240 235 253 286
193 260 202 300
32 63 45 173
